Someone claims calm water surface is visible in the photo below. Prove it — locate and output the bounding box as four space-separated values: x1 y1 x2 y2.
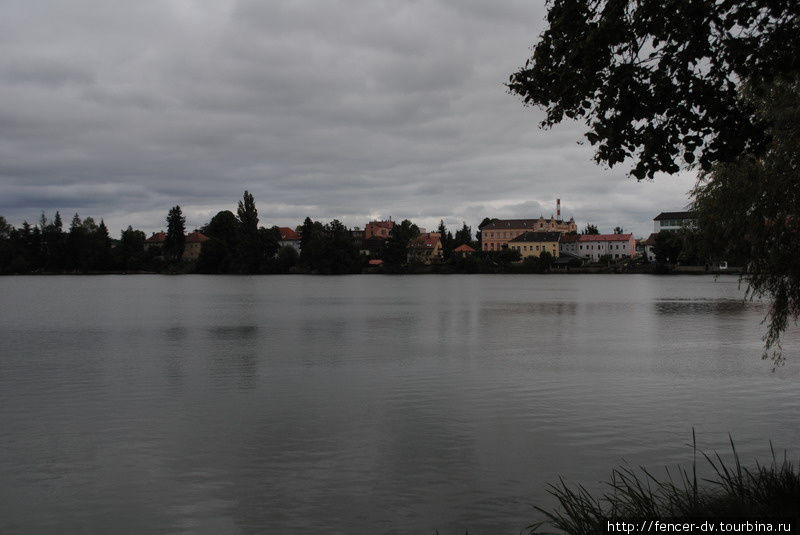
0 275 798 534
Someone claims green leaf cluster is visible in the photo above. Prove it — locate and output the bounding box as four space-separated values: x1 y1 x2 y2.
509 0 798 179
692 77 800 364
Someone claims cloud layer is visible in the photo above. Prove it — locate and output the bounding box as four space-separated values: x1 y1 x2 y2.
0 0 695 237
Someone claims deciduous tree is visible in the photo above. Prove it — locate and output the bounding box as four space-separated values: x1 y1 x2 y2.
508 0 799 179
384 219 420 270
236 191 260 272
692 77 800 364
118 226 146 271
509 0 799 360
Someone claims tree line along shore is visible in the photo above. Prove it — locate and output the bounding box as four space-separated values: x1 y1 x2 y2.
1 192 728 276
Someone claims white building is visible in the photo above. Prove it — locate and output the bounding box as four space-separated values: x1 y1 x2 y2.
577 234 635 262
559 233 580 256
638 234 658 262
277 227 301 253
653 211 694 233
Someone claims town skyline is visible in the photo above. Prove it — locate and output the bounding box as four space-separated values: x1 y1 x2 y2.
5 197 688 242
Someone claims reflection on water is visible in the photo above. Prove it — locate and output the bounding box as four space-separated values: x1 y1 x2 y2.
654 298 756 315
207 325 259 340
0 274 797 534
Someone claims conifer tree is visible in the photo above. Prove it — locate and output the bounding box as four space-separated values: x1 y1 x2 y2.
68 213 88 272
165 206 186 262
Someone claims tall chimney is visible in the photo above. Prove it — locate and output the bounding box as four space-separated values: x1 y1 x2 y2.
557 199 561 218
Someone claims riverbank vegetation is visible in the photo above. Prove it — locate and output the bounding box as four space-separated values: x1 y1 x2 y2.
529 437 800 535
0 203 724 277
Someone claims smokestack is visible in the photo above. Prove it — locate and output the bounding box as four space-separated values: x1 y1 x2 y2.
557 199 561 218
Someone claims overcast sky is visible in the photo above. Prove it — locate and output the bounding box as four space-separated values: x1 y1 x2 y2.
0 0 695 238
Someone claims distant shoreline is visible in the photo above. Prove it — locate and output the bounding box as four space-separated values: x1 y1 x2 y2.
1 268 742 276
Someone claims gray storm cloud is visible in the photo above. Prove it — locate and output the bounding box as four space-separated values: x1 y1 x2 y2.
0 0 694 237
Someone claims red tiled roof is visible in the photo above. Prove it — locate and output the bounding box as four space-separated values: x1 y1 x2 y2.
411 233 441 248
453 244 475 252
578 233 633 242
145 232 166 243
368 259 383 266
278 227 300 240
185 231 209 243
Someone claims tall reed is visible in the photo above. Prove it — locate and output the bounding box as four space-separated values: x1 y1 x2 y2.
529 431 800 534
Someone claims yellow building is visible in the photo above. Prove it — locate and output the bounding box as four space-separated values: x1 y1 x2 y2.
508 231 561 260
479 217 577 251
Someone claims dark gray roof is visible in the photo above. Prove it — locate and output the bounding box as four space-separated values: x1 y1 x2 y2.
509 231 562 243
479 218 573 230
642 233 659 245
654 211 693 221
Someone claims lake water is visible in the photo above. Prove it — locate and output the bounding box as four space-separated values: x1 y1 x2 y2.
0 275 798 534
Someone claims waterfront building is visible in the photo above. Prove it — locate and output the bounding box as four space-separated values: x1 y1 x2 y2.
144 232 166 251
639 234 658 262
576 233 635 262
365 220 394 239
182 232 209 261
653 211 694 233
277 227 301 252
453 244 476 257
479 217 577 252
559 233 580 256
350 227 365 244
508 231 561 260
407 233 443 264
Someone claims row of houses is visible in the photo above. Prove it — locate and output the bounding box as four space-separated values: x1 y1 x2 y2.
477 217 635 261
142 210 694 265
354 216 638 265
481 211 694 264
499 230 635 263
